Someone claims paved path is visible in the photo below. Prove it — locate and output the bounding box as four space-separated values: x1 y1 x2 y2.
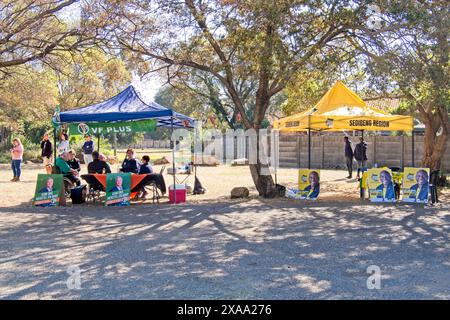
0 200 449 299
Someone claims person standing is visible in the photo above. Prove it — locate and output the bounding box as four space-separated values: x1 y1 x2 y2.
82 134 94 165
354 136 368 179
57 132 70 155
41 133 53 174
344 136 354 179
10 138 24 182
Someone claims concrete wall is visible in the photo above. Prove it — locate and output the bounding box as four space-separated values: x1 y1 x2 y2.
278 133 450 172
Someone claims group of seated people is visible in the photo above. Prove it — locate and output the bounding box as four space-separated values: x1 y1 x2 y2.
119 148 153 175
55 148 154 188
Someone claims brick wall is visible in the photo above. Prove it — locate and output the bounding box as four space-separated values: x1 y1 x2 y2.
278 133 450 172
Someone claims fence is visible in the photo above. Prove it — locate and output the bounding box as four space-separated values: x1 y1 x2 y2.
278 133 450 172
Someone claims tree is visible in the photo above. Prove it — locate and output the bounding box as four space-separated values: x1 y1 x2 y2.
54 48 132 111
349 0 449 170
0 0 108 73
104 0 368 197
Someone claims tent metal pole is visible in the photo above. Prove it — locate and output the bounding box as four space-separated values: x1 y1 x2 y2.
308 115 311 170
171 116 177 204
361 130 364 139
53 128 57 164
412 130 415 167
113 132 117 157
97 135 100 153
274 130 278 186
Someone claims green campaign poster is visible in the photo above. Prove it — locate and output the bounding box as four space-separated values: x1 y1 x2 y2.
105 173 131 206
33 174 63 207
68 119 157 136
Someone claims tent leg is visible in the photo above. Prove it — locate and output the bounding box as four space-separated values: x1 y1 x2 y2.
113 132 117 157
274 130 278 186
171 116 176 204
97 135 101 153
308 128 311 170
361 130 364 139
412 130 415 167
53 128 57 164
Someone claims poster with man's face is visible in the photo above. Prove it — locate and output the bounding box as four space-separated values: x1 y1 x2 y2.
367 168 396 202
296 169 321 200
402 168 430 203
105 173 131 206
33 174 63 207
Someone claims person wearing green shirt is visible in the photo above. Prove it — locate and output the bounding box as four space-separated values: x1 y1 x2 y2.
56 152 80 186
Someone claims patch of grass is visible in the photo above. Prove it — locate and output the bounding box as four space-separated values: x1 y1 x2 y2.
116 148 172 162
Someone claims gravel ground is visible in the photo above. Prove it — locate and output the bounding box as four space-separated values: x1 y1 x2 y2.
0 198 449 299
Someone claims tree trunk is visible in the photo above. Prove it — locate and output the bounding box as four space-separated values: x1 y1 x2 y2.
422 127 448 170
249 162 278 198
247 121 278 198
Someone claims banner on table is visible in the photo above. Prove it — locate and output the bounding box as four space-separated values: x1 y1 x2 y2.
105 173 131 206
401 167 430 203
68 119 157 136
367 168 396 202
33 174 63 207
291 169 320 200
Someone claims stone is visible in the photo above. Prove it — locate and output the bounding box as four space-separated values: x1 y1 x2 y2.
153 156 170 165
231 187 250 199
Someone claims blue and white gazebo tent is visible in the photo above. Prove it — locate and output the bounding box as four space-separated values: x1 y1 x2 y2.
53 85 195 201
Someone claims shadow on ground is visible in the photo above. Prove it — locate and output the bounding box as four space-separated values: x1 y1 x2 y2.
0 199 449 299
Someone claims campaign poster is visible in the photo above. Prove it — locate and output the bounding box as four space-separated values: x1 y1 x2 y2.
367 168 396 203
402 168 430 204
297 169 321 200
105 173 131 206
33 174 63 207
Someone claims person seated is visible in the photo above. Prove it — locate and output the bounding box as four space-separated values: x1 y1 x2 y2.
120 148 139 174
67 150 81 173
88 151 112 174
55 152 80 186
139 155 154 175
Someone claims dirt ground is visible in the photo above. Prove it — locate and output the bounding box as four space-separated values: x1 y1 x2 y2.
1 162 450 299
1 161 448 207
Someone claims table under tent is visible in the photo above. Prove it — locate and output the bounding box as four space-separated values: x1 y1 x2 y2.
274 81 414 169
52 85 195 203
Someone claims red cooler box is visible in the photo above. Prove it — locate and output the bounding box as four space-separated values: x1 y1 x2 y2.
169 184 187 204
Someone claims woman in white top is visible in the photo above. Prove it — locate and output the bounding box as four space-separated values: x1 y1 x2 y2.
57 132 70 155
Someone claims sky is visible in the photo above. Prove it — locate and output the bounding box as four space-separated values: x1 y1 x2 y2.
131 75 164 102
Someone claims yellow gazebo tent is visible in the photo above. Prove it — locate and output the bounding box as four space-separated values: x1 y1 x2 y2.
274 81 413 132
273 81 415 169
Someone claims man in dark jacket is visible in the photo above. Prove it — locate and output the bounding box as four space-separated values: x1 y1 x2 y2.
82 134 95 165
354 137 368 179
88 151 112 174
344 136 354 179
40 133 53 174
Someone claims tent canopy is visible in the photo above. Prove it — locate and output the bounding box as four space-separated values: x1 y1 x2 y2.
57 85 194 128
274 81 413 132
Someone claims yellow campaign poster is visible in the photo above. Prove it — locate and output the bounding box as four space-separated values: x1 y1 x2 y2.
367 168 396 202
296 169 320 200
402 168 430 204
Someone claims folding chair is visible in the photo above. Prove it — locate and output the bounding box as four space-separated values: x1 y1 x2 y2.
80 175 105 203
